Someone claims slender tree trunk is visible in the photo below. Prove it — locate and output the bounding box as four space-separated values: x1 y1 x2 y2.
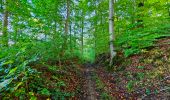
81 13 84 56
64 0 70 46
73 2 76 50
109 0 116 66
73 21 76 49
61 0 70 57
69 22 72 53
65 0 70 38
2 0 8 47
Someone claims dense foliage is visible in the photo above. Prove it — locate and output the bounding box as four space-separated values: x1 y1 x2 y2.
0 0 169 99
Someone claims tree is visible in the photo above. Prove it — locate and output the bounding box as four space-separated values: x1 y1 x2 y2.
81 10 84 56
61 0 71 58
2 0 8 46
109 0 116 66
65 0 70 39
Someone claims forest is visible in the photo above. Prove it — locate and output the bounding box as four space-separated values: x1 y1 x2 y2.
0 0 170 99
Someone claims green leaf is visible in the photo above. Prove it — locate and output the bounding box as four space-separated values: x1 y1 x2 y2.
6 67 17 77
56 81 66 87
30 96 37 100
146 88 151 95
14 82 23 91
2 60 14 66
137 66 144 69
126 80 135 92
0 78 13 91
40 88 51 96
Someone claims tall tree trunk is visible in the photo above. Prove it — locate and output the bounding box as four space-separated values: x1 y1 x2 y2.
65 0 70 37
73 20 77 49
81 12 84 56
72 1 76 50
109 0 116 66
62 0 70 58
2 0 8 47
69 22 72 53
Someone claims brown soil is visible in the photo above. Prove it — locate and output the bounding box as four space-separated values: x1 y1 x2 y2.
78 64 98 100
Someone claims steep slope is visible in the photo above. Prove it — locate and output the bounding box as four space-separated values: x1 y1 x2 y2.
94 37 170 99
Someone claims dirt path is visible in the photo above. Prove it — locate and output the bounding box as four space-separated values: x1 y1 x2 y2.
80 63 98 100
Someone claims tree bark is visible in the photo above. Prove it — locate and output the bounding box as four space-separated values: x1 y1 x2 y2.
81 11 84 56
109 0 116 66
2 0 8 47
62 0 70 57
65 0 70 37
69 22 72 53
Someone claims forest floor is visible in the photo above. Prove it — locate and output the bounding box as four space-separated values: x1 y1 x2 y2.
1 38 169 99
76 37 170 100
78 64 98 100
33 37 170 99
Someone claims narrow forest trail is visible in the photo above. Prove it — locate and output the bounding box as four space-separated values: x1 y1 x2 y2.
80 63 98 100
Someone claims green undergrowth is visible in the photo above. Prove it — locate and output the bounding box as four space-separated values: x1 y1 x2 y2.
0 61 78 99
0 39 82 99
115 18 170 57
